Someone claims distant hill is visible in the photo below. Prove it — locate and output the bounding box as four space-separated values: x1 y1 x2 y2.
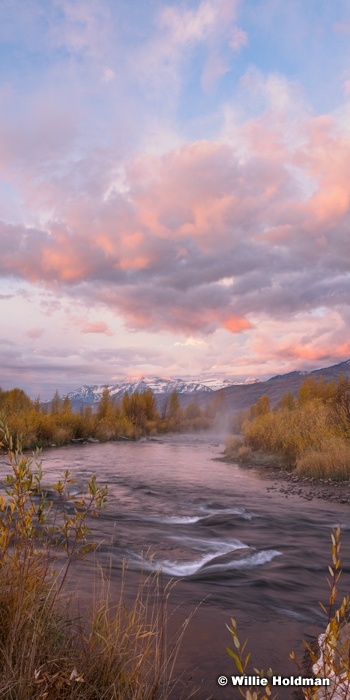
43 361 350 414
205 360 350 414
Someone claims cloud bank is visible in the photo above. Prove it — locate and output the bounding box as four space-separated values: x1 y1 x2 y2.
1 0 350 394
1 114 350 338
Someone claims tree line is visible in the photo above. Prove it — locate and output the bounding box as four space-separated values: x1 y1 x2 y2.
0 385 216 449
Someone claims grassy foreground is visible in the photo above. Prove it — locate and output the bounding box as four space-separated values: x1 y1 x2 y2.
0 423 197 700
225 375 350 480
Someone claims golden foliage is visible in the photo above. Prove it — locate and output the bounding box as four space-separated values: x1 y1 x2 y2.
226 375 350 479
0 385 213 449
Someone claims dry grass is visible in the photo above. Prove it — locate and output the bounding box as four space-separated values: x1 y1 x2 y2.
295 439 350 480
296 438 350 481
224 436 244 460
236 445 253 462
0 423 200 700
229 389 350 480
0 566 197 700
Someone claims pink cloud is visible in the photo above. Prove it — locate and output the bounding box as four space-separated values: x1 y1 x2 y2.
229 26 247 52
294 116 350 228
333 21 350 33
267 340 350 364
201 53 231 93
26 327 45 339
81 321 113 336
248 307 350 369
49 0 114 60
224 316 252 333
93 284 252 335
158 0 239 46
141 0 242 96
2 109 350 341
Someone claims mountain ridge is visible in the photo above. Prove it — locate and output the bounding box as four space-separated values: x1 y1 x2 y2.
55 375 261 405
45 360 350 413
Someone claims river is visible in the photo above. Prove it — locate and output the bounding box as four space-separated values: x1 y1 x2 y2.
2 433 350 699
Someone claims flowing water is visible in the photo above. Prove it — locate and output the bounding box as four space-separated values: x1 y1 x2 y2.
2 434 350 699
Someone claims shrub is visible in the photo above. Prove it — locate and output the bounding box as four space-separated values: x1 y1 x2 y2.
228 376 350 479
242 400 335 463
224 436 244 459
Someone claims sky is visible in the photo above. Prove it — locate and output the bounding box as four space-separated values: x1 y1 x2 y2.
1 0 350 399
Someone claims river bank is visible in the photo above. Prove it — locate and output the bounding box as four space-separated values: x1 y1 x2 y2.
258 464 350 505
221 446 350 505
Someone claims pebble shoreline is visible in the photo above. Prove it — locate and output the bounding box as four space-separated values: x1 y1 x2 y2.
222 453 350 505
259 466 350 505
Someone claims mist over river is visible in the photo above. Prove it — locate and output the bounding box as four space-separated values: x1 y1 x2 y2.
4 434 350 699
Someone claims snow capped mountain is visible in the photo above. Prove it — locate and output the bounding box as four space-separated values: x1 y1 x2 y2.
42 360 350 410
64 377 212 405
59 375 260 405
201 377 261 390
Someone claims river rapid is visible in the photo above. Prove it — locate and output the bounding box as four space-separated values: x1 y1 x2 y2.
3 433 350 699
